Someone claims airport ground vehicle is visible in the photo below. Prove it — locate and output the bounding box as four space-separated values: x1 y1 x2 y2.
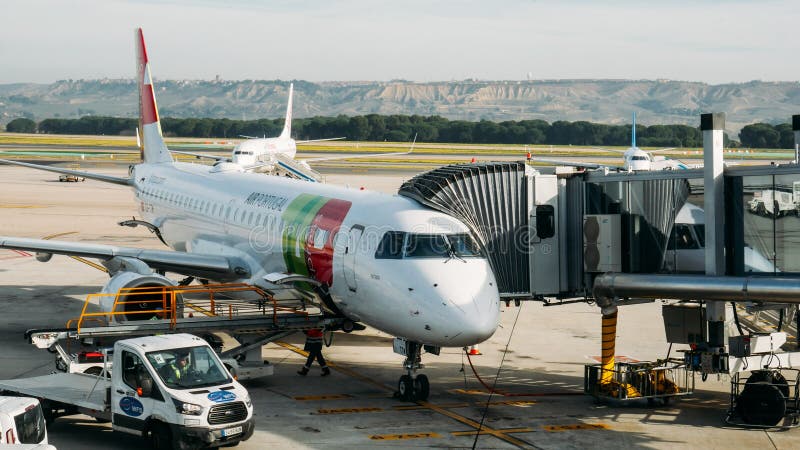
0 397 48 446
57 174 84 182
0 334 254 449
747 181 800 217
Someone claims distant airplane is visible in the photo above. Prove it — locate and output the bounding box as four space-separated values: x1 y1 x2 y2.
173 84 412 180
0 28 500 401
531 112 685 172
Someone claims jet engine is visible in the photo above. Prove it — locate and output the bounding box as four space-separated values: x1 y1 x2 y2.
99 271 183 322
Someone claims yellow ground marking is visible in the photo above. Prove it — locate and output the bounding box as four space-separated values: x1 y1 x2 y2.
415 401 532 448
542 424 608 432
452 388 492 396
393 403 470 410
492 400 538 407
293 394 352 401
40 231 109 273
69 256 108 273
369 432 441 441
451 427 535 436
0 204 46 208
316 407 383 415
275 341 532 448
42 231 78 240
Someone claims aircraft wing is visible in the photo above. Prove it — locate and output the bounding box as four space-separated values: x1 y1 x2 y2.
304 135 416 163
303 149 413 163
0 158 130 186
0 236 248 281
529 156 618 170
296 137 346 144
171 150 229 162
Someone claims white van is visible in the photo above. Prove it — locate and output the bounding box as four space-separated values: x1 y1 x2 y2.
0 397 48 446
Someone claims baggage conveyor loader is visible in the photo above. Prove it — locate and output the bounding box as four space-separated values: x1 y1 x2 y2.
26 283 345 381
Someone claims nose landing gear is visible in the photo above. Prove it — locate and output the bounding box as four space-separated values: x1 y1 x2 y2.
394 340 431 401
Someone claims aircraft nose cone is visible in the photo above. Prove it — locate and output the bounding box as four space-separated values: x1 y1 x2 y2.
447 276 500 346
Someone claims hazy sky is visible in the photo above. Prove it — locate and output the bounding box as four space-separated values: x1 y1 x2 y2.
1 0 797 84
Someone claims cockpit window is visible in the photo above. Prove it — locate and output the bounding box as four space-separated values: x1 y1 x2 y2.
375 232 483 259
631 156 648 161
375 231 406 259
446 233 483 257
405 234 450 258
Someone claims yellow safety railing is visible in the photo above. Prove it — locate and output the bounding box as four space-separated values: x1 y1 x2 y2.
68 283 313 333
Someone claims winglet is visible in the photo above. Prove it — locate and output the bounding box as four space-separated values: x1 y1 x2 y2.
279 83 294 140
136 28 172 164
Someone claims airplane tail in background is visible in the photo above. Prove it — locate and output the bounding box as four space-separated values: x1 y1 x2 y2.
278 83 294 140
631 112 637 148
136 28 173 164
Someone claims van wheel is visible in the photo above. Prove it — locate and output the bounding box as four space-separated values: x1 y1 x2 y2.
149 422 173 450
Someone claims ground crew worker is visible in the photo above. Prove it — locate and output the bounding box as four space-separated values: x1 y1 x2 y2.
297 328 330 376
162 351 190 383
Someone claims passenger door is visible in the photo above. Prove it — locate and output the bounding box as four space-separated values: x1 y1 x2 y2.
343 225 364 292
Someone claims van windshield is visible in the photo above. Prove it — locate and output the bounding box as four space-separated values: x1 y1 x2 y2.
14 403 46 444
147 345 231 389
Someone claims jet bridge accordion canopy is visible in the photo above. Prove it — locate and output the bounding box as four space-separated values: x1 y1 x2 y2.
398 162 530 296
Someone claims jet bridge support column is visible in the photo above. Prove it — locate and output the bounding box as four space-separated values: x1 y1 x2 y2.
793 115 800 164
703 112 727 348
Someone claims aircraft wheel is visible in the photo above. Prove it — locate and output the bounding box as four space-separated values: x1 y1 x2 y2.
398 375 414 401
414 375 430 401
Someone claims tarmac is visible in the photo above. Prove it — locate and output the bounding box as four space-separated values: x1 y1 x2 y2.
0 162 798 449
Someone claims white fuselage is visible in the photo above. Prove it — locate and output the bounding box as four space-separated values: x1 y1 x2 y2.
623 147 652 171
131 161 500 347
231 138 296 167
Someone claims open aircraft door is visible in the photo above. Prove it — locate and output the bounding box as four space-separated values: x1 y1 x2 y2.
343 225 364 292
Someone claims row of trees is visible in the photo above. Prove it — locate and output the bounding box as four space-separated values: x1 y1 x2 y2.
738 123 795 149
10 114 795 148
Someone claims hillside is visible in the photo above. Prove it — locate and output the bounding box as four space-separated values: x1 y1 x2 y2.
2 79 800 135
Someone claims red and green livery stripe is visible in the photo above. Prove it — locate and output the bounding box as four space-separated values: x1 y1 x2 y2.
282 194 352 286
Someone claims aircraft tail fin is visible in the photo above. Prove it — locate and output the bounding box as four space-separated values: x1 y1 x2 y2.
279 83 294 140
631 112 637 148
135 28 172 164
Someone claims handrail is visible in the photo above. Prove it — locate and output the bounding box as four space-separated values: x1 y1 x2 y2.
70 283 312 333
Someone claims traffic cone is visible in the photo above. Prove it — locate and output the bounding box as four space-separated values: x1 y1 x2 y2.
470 157 477 163
468 345 481 356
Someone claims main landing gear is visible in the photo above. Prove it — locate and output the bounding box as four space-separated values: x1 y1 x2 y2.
395 340 431 401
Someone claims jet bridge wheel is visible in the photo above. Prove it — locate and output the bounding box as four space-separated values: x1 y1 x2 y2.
736 371 789 426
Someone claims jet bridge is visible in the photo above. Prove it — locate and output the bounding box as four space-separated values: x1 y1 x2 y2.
398 162 691 300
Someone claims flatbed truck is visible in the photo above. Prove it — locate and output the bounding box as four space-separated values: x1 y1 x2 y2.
0 334 254 450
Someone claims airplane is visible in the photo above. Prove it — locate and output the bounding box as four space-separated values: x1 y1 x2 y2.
0 29 500 401
530 112 684 172
663 201 776 273
172 84 410 180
